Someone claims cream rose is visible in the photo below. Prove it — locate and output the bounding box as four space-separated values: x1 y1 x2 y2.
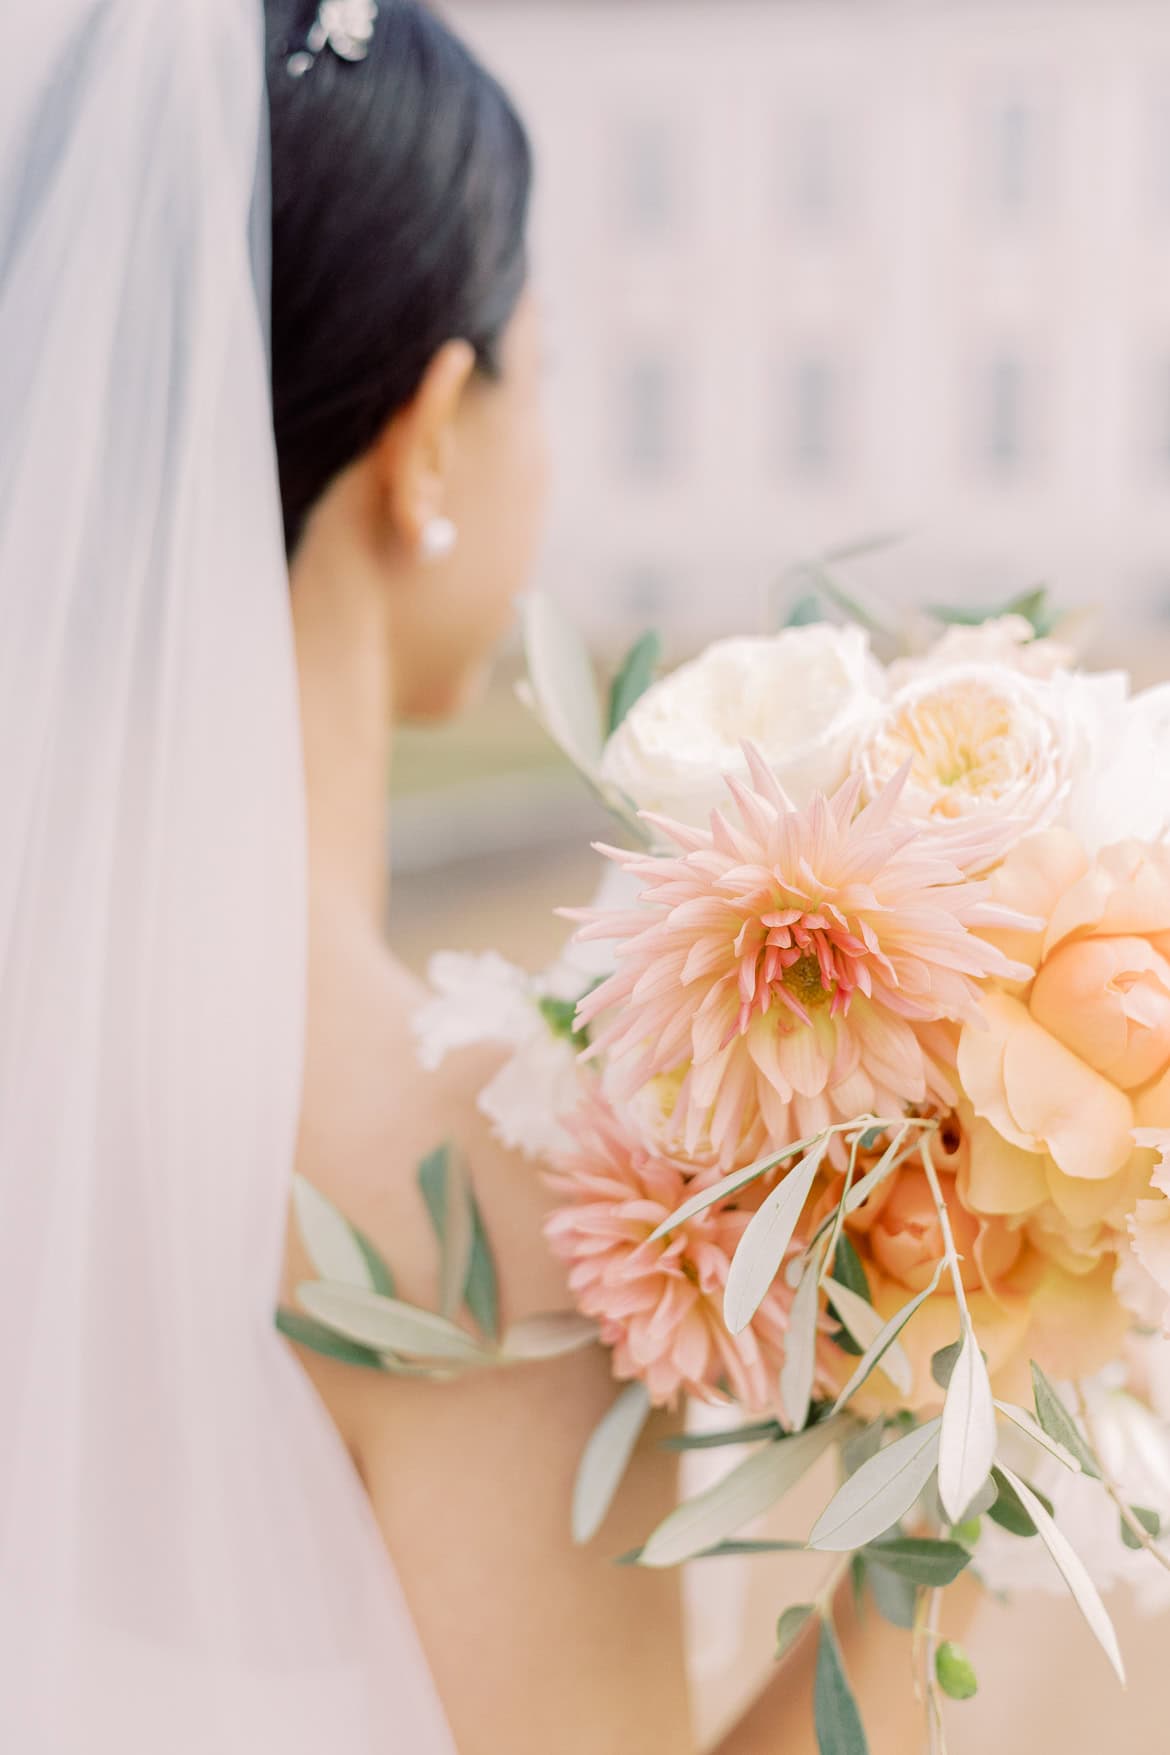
598 625 884 830
856 662 1081 851
871 627 1170 855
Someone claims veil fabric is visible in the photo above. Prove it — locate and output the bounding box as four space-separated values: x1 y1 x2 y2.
0 2 454 1748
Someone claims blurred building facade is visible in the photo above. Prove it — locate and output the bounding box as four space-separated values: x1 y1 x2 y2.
450 0 1170 657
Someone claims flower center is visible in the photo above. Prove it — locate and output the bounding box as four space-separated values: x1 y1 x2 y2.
867 681 1033 819
783 951 833 1009
732 904 875 1034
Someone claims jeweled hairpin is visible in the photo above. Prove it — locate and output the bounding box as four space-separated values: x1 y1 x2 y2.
286 0 378 77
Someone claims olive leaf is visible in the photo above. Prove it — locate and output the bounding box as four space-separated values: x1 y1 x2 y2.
776 1603 816 1660
640 1421 840 1569
814 1617 869 1755
1030 1363 1101 1480
938 1328 996 1524
607 629 661 734
810 1419 941 1552
996 1463 1124 1684
724 1135 831 1334
572 1382 652 1545
830 1261 944 1413
649 1133 825 1244
779 1256 823 1431
297 1281 490 1364
292 1175 394 1295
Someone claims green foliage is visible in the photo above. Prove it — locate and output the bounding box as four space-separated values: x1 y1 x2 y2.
536 993 588 1046
996 1463 1125 1682
936 1641 978 1701
607 629 662 735
832 1235 872 1303
352 1229 397 1299
685 1538 808 1560
640 1423 840 1568
275 1309 385 1372
840 1421 884 1478
809 1418 942 1552
776 531 906 641
1030 1363 1102 1479
418 1143 500 1341
861 1536 971 1587
866 1560 918 1629
927 585 1054 639
724 1136 832 1335
650 1131 823 1241
830 1263 940 1415
776 1603 816 1659
987 1466 1053 1538
815 1618 869 1754
572 1382 651 1546
828 1234 871 1355
930 1340 963 1390
938 1328 997 1525
659 1419 783 1452
785 593 824 627
1121 1506 1162 1551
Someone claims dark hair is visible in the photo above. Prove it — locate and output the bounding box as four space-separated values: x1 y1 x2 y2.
265 1 532 553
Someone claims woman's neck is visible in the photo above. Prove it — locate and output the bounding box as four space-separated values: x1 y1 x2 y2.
290 504 396 943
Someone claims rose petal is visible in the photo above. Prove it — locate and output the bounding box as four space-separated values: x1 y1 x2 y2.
1044 1159 1135 1228
957 993 1035 1152
988 829 1088 971
960 1108 1049 1216
1020 1254 1133 1381
998 998 1134 1181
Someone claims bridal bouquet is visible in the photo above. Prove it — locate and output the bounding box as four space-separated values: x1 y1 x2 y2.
289 569 1170 1752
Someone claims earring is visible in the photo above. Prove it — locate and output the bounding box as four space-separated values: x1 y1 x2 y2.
420 516 458 563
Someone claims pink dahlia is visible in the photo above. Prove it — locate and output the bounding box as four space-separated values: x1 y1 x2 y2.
572 746 1028 1170
544 1093 795 1409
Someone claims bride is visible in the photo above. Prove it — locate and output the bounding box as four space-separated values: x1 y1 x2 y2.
0 1 938 1749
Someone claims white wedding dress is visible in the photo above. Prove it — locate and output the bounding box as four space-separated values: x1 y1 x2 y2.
0 2 453 1748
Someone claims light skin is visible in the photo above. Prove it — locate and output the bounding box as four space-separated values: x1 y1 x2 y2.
282 291 957 1753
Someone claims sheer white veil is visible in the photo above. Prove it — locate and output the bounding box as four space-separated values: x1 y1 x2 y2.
0 2 453 1748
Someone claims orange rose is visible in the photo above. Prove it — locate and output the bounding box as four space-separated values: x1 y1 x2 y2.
826 1110 1132 1408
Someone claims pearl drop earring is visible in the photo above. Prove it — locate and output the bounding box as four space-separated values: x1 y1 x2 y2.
420 515 458 563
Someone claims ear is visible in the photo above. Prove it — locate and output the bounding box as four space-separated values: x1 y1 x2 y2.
374 339 476 553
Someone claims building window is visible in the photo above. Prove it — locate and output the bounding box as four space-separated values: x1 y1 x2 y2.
975 92 1052 222
782 354 841 479
784 110 846 232
975 351 1036 477
618 355 676 480
615 119 677 237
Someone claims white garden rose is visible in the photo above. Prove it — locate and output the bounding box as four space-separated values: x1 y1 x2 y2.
888 613 1073 686
859 650 1170 860
598 625 885 830
1062 675 1170 853
856 662 1082 848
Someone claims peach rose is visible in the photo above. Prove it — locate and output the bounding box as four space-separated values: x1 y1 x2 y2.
1128 1129 1170 1333
958 831 1170 1235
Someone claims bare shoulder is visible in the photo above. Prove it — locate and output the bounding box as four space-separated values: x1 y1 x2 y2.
281 949 692 1755
286 949 574 1321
